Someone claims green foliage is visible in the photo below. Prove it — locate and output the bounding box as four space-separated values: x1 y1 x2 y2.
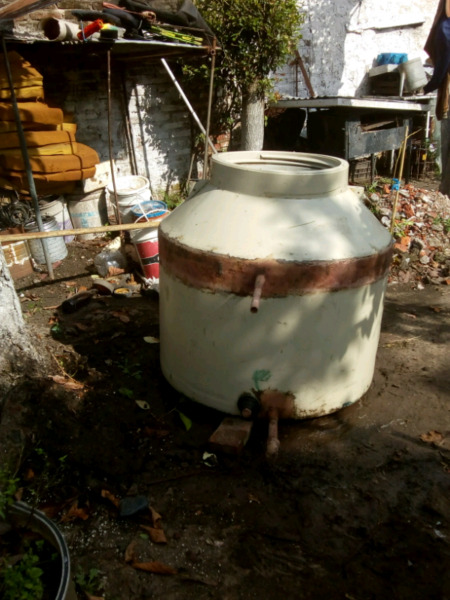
162 189 186 210
74 566 102 596
119 386 134 399
183 0 304 138
23 447 68 506
116 358 142 380
176 409 193 431
393 219 412 238
433 216 450 233
198 0 304 95
1 541 45 600
0 469 19 519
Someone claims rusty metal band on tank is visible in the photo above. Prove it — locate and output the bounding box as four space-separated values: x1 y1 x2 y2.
159 234 393 297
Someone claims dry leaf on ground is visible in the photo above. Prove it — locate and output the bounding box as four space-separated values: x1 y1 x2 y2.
149 506 163 526
132 561 177 575
124 540 137 564
60 499 90 522
140 525 167 544
420 430 444 444
111 311 131 323
101 489 121 508
50 375 84 390
142 427 170 439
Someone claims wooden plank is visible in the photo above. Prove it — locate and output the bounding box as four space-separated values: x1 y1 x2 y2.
361 119 396 132
0 219 164 243
0 0 58 20
346 119 410 160
294 50 315 98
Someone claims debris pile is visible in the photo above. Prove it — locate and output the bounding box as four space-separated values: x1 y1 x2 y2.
364 179 450 287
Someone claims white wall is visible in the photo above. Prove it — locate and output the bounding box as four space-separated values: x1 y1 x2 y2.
274 0 438 98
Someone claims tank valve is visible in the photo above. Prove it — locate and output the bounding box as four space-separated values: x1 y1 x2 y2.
238 393 261 420
250 274 265 313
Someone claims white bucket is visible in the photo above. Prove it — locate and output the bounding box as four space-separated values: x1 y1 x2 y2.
39 196 74 243
25 216 68 264
399 58 427 93
67 190 104 240
107 175 150 224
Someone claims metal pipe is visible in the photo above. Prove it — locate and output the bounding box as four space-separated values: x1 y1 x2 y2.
160 58 217 157
251 274 265 313
203 38 217 178
1 37 54 279
107 49 122 228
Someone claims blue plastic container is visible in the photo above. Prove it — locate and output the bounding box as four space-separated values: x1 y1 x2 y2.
131 200 168 222
377 53 408 66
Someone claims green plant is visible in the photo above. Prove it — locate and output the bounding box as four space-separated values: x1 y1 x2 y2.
0 469 19 519
162 189 186 210
1 540 45 600
393 218 414 238
116 358 142 380
365 182 379 195
23 447 68 506
24 300 42 315
184 0 304 148
74 566 102 596
433 216 450 233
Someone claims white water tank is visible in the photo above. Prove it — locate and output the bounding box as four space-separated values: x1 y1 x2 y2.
159 152 392 419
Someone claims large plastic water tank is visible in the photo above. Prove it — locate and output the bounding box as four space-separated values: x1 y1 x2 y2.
159 151 393 419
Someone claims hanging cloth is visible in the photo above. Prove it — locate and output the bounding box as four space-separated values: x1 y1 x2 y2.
424 0 450 119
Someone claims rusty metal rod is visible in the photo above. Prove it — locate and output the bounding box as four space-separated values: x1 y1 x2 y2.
203 37 217 178
0 219 163 243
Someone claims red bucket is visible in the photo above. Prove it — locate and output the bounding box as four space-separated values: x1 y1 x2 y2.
131 228 160 280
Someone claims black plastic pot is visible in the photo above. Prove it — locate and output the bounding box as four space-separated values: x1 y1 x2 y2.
6 501 77 600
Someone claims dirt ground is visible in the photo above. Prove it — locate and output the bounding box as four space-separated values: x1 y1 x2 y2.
1 180 450 600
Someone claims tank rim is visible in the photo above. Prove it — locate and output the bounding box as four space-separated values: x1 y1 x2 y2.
211 150 346 174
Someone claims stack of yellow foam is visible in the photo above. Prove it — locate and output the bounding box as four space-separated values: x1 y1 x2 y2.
0 52 99 195
0 50 44 101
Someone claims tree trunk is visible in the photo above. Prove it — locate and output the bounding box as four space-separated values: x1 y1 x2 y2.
241 81 265 151
0 247 45 399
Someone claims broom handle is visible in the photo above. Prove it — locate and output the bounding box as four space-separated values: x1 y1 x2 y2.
390 125 409 234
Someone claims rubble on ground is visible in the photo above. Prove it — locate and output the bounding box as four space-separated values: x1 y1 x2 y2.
364 179 450 288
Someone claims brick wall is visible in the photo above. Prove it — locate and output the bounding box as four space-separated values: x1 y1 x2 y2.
0 1 203 198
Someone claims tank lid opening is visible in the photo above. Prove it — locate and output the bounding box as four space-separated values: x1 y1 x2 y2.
214 151 344 174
